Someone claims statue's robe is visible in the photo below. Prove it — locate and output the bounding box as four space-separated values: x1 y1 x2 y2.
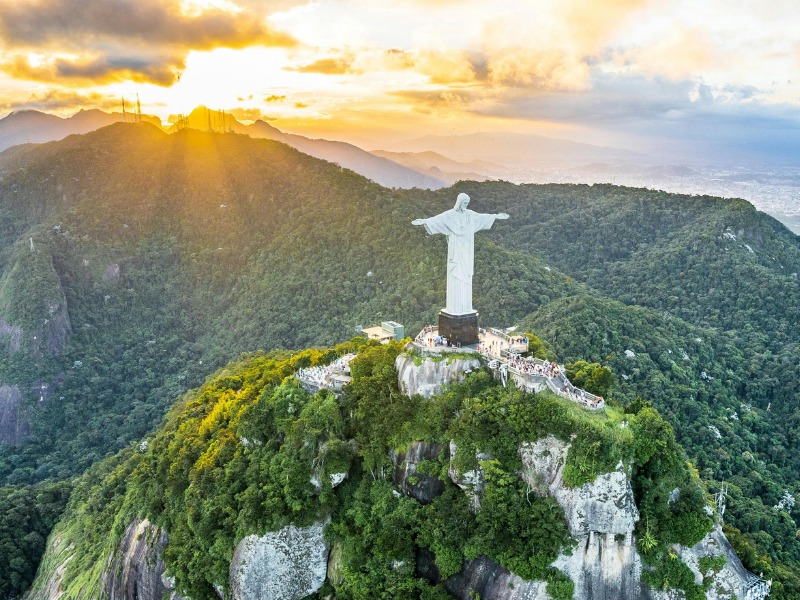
420 208 500 315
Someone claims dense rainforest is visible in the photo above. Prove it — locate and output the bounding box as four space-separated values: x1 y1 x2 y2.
0 123 798 596
26 341 714 600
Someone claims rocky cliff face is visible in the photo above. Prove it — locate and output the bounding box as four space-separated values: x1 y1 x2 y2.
519 436 645 600
229 521 329 600
0 318 22 354
0 383 29 444
0 250 72 358
28 519 184 600
100 519 183 600
395 353 481 398
660 525 770 600
390 441 446 504
443 434 758 600
445 556 549 599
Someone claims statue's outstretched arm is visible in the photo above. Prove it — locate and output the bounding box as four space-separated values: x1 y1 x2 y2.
412 218 426 225
496 213 509 220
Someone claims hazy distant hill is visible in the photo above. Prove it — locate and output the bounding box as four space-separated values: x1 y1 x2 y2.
393 131 644 166
0 109 161 152
0 106 447 190
0 124 799 594
177 106 448 189
370 149 498 184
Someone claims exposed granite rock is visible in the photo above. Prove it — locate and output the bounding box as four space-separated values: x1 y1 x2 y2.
27 534 74 600
519 437 639 537
103 263 121 282
395 353 481 398
552 532 646 600
0 318 22 354
41 276 71 356
518 436 646 600
390 441 446 504
445 556 548 600
327 541 344 589
0 384 29 444
655 525 771 600
229 521 329 600
101 518 180 600
448 440 487 510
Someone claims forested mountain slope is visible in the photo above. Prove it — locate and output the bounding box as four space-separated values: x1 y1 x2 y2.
27 342 719 600
0 125 798 596
0 124 572 484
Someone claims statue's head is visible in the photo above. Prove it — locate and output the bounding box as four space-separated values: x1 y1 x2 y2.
455 193 470 211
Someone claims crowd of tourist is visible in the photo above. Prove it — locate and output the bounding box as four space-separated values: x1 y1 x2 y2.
411 326 603 410
296 353 356 392
500 352 604 410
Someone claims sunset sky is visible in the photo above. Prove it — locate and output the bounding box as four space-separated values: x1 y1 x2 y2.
1 0 799 155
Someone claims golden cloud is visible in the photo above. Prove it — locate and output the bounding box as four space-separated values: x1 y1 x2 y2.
0 0 296 86
3 52 184 86
487 48 590 91
414 50 476 84
0 88 120 112
615 28 716 80
227 106 272 121
290 57 353 75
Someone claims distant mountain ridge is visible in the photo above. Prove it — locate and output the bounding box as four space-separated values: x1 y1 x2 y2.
370 149 499 185
0 109 161 151
393 131 645 166
0 106 448 190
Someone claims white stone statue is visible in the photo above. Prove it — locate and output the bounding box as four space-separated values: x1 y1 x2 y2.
412 193 509 315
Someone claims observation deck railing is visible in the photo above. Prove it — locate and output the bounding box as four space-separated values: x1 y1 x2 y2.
411 325 604 411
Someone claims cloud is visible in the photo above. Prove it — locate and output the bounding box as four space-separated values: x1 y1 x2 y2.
3 52 183 86
613 28 716 80
265 94 287 102
0 0 296 85
287 47 475 84
0 0 294 47
487 48 590 91
227 106 270 121
0 89 119 112
414 50 476 84
291 56 353 75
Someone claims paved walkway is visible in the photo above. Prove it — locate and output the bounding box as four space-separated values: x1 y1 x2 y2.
296 353 356 394
413 326 604 411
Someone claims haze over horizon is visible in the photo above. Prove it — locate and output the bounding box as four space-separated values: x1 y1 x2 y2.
1 0 799 164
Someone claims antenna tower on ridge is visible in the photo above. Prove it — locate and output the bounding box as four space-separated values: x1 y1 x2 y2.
122 97 127 123
135 93 142 124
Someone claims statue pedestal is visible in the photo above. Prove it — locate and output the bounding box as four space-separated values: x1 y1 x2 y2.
439 311 479 346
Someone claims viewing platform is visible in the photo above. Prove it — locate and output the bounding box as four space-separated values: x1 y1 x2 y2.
412 325 605 411
296 353 356 394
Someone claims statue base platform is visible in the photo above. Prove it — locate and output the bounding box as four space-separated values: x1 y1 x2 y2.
438 311 479 346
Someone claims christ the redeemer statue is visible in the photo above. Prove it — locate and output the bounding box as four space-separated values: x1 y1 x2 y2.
413 193 508 345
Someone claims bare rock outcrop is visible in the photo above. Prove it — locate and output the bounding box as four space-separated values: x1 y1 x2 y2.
0 384 29 444
448 440 488 510
395 353 481 398
655 525 771 600
101 518 184 600
519 437 639 536
445 556 548 600
229 521 329 600
0 318 22 354
519 435 645 599
390 441 446 504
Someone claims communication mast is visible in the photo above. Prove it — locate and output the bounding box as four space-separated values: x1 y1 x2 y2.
135 93 142 124
121 97 127 123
